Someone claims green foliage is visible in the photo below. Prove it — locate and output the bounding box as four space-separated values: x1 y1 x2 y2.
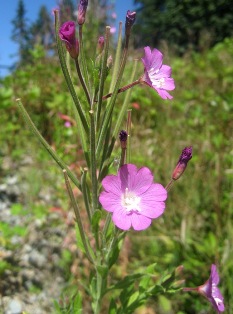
134 0 233 53
2 11 233 312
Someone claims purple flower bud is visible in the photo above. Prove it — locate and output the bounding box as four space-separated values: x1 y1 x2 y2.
59 21 79 59
125 10 136 36
97 36 104 53
78 0 88 25
172 146 192 180
119 130 128 148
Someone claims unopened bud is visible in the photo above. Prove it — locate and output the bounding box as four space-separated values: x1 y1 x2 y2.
97 36 105 54
172 146 192 180
175 265 184 277
119 130 127 148
125 10 136 36
59 21 79 59
78 0 88 25
107 55 113 69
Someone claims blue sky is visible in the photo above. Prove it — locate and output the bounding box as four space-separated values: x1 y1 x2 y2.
0 0 135 77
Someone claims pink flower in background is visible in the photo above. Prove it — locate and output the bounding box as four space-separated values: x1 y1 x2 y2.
64 121 72 128
99 164 167 231
111 12 117 19
110 26 116 34
184 264 224 312
141 46 175 100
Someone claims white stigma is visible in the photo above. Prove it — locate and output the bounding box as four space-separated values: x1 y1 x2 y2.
154 77 165 88
122 188 141 213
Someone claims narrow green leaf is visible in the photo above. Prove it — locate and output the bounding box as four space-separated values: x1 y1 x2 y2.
17 99 81 189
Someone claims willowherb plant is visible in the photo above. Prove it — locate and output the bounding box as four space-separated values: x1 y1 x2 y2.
16 1 224 313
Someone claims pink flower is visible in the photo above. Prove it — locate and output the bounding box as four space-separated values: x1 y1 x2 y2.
141 46 175 100
111 12 117 19
59 21 79 59
64 121 72 128
184 264 225 312
99 164 167 231
110 26 116 34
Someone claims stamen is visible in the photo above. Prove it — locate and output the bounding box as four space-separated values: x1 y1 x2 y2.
122 188 141 212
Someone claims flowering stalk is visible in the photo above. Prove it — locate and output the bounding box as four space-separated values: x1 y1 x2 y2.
126 110 132 164
63 170 94 263
166 146 193 191
74 58 91 105
102 79 140 100
96 26 111 126
96 12 136 159
77 0 89 86
81 167 92 220
54 10 89 135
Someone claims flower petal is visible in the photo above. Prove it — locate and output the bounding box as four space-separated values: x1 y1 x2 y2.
131 213 152 231
141 46 152 69
132 166 154 194
99 191 121 212
150 48 163 70
151 65 172 78
101 174 121 195
154 88 173 100
112 208 131 230
118 164 138 191
211 264 220 285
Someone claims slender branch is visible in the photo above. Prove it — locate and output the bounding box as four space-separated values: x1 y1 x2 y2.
63 170 95 263
102 80 140 100
17 99 81 190
74 58 91 105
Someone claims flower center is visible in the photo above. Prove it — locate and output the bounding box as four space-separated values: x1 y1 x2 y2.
122 188 141 213
154 77 165 88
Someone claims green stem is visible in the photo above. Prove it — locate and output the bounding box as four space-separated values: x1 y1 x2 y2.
17 99 81 190
165 179 174 191
63 170 95 263
103 213 112 238
96 26 111 127
93 269 107 314
81 168 93 220
90 109 98 211
96 32 131 159
126 110 132 164
79 25 90 89
74 58 91 105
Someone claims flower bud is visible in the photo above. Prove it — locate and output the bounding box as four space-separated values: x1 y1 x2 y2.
59 21 79 59
107 55 113 69
97 36 104 54
125 10 136 36
119 130 127 149
172 146 192 180
78 0 88 25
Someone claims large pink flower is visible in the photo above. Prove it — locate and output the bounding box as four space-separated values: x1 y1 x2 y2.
99 164 167 231
184 264 225 312
141 46 175 100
